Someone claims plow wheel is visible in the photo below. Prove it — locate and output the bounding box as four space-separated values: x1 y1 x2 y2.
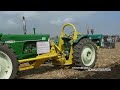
73 38 97 68
0 43 18 79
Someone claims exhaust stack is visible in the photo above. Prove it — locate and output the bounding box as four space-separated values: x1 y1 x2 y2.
91 29 94 35
33 28 36 35
86 24 89 34
22 16 27 35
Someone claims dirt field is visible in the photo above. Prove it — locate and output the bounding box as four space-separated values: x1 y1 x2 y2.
18 42 120 79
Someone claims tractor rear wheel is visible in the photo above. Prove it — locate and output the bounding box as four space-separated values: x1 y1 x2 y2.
0 43 18 79
73 38 97 68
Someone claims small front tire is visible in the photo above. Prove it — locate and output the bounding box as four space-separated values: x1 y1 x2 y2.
0 43 18 79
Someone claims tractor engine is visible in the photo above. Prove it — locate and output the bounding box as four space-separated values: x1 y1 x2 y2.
23 42 36 54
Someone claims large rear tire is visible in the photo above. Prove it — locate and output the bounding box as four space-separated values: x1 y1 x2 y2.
73 38 97 68
0 43 18 79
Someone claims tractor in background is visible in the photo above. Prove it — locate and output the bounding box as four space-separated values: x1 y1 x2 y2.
102 35 115 48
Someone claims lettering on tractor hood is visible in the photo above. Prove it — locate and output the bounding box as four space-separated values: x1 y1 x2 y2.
5 40 15 43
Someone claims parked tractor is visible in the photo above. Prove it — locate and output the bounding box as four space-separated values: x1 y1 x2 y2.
102 35 115 48
0 22 104 79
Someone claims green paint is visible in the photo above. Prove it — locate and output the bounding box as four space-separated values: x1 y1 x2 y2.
73 34 103 47
62 36 71 57
85 34 103 46
0 34 50 60
54 33 103 58
0 32 102 61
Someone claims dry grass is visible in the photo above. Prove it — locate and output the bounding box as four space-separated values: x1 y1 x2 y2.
18 43 120 79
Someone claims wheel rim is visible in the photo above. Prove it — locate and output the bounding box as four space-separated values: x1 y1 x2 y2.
0 51 13 79
81 44 95 67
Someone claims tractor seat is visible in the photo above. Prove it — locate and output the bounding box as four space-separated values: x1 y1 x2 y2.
62 36 72 42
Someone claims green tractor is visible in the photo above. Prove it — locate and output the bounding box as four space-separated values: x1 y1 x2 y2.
0 18 104 79
0 33 50 79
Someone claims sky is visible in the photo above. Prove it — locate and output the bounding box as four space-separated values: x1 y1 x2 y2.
0 11 120 37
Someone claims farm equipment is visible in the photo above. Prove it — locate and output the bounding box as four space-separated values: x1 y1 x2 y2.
0 22 104 79
103 35 115 48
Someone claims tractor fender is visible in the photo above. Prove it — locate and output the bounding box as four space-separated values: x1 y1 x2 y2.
73 35 89 45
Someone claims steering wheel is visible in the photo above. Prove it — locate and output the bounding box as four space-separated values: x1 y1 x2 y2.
64 31 74 39
59 23 79 42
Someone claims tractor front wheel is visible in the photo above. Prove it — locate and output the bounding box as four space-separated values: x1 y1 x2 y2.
73 38 97 68
0 43 18 79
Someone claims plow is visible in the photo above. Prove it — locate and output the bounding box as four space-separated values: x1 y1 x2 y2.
0 17 104 79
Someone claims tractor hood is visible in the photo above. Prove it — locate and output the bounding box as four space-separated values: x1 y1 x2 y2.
84 34 103 39
0 34 50 43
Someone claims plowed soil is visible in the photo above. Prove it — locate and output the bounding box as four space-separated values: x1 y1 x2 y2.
18 43 120 79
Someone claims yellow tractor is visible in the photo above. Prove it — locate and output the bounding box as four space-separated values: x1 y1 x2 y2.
0 23 98 79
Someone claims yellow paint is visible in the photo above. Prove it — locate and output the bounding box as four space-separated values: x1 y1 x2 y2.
19 65 34 71
58 23 79 50
58 23 79 65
